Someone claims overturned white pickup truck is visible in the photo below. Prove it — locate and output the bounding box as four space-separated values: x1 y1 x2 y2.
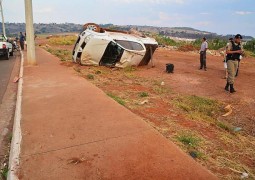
72 23 158 68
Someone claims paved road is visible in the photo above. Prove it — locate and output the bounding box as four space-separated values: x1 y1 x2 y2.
0 51 19 165
0 53 17 104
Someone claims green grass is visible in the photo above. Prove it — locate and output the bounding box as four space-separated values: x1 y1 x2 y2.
173 95 222 122
45 48 72 61
86 74 95 80
177 132 201 148
217 121 233 132
152 80 169 94
1 166 8 180
154 35 181 46
189 150 204 159
244 50 255 58
139 92 149 98
8 133 12 143
123 66 136 73
107 93 126 106
49 36 77 46
123 66 137 79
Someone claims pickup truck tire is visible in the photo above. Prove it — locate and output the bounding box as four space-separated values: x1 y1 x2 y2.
4 49 10 60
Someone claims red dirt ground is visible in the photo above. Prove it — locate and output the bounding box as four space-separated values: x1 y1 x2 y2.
37 36 255 179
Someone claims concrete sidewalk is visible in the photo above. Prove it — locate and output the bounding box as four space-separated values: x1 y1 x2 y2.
18 48 217 179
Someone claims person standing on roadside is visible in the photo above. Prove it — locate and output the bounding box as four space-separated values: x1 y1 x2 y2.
199 37 208 71
19 32 25 50
225 34 244 93
223 38 234 79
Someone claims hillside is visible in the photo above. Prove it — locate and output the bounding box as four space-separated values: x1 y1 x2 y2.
1 22 253 40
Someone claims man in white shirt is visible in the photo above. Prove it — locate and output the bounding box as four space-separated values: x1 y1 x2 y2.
199 37 208 71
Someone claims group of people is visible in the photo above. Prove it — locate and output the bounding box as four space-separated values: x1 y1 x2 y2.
199 34 244 93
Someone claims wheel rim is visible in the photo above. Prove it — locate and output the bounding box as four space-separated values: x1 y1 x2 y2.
87 25 98 31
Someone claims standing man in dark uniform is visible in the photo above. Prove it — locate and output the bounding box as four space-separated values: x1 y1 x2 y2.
225 34 244 93
199 37 208 71
19 32 25 50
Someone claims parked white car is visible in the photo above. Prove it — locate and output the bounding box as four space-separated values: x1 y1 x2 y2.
72 23 158 68
0 35 13 60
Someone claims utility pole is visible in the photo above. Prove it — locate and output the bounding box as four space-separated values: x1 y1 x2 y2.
0 0 6 37
24 0 36 65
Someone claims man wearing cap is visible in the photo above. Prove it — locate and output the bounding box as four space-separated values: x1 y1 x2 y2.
199 37 208 71
225 34 244 93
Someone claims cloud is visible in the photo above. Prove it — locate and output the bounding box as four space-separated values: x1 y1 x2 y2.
34 7 53 14
235 11 254 15
110 0 185 4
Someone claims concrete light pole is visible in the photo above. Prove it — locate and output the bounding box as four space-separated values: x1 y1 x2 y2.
24 0 36 65
0 0 6 37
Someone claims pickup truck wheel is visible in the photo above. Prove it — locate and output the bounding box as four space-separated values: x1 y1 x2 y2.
83 23 100 32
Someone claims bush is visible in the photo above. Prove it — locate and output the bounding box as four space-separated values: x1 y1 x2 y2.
244 39 255 53
192 39 228 50
155 35 179 46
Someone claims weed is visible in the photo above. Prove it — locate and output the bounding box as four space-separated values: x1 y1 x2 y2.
1 166 8 180
45 47 72 61
173 95 222 122
107 93 126 106
177 133 201 148
217 121 232 132
49 36 77 46
95 70 102 75
244 50 255 58
189 150 203 159
153 86 168 94
139 92 149 98
8 133 12 143
123 66 136 73
123 66 137 79
86 74 94 80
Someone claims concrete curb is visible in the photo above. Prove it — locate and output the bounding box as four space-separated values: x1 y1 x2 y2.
7 51 24 180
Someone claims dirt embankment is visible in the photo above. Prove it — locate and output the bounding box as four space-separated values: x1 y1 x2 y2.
37 36 255 179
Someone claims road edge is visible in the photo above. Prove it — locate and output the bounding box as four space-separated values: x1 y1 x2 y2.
7 51 24 180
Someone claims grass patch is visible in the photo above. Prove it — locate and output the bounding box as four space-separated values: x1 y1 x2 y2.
189 150 204 159
107 93 126 106
86 74 94 80
49 36 77 46
244 50 255 58
8 133 12 143
217 121 233 132
139 92 149 98
95 70 102 75
177 132 201 148
173 95 222 122
123 66 137 79
1 166 8 180
45 47 72 61
123 66 136 73
153 86 169 95
176 132 205 159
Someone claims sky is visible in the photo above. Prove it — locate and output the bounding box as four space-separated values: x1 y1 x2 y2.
2 0 255 37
